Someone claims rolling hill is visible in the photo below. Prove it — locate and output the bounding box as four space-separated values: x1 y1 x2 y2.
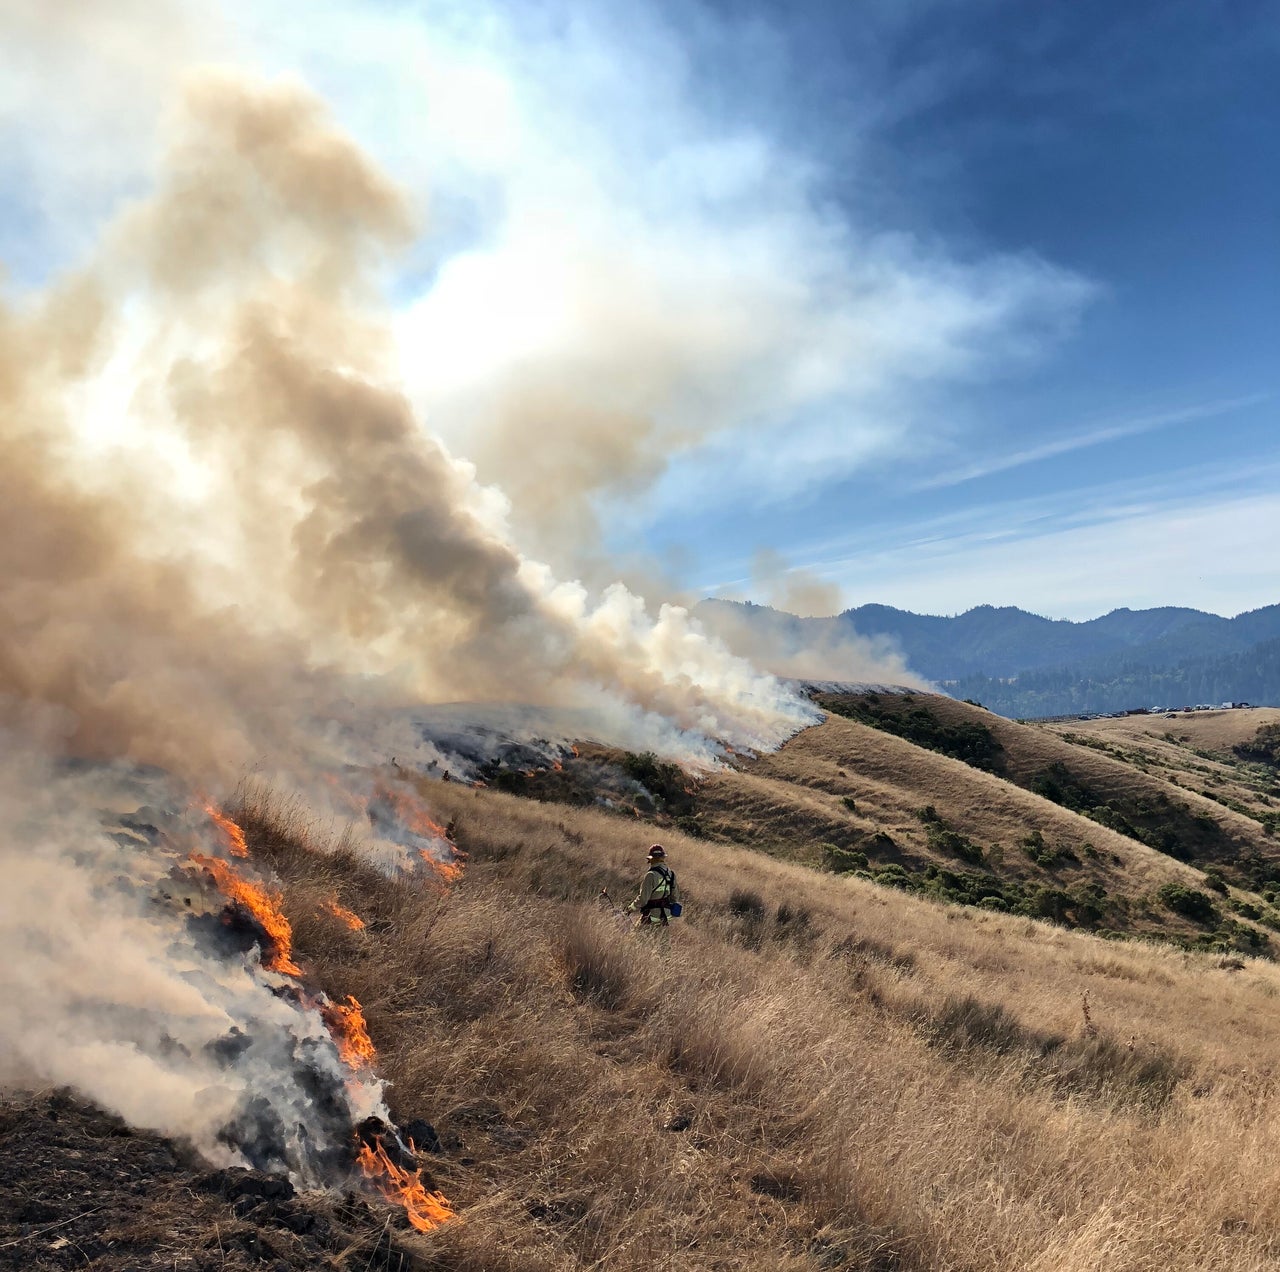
10 694 1280 1270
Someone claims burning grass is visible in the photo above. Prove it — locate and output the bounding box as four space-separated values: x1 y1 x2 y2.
355 1137 455 1233
188 851 302 977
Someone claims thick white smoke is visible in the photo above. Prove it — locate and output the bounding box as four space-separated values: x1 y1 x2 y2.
1 70 814 785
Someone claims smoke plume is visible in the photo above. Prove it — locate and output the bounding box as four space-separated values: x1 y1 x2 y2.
1 71 814 784
693 551 930 688
0 67 819 1176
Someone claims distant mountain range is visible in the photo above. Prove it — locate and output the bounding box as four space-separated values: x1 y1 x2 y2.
697 600 1280 718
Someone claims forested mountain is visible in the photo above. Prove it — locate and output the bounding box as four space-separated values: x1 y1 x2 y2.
950 633 1280 718
698 599 1280 718
842 602 1280 682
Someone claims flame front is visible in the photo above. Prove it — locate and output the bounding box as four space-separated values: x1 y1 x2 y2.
322 896 365 930
205 804 249 857
419 849 465 884
357 1138 455 1232
190 853 302 977
374 779 451 841
320 994 377 1069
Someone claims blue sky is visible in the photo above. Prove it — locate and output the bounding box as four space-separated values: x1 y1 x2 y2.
3 0 1277 622
655 0 1280 618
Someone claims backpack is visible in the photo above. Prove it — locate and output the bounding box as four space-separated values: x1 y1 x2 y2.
641 864 682 920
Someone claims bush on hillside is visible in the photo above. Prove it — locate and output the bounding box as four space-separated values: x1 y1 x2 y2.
1235 723 1280 767
926 823 984 865
620 751 698 817
1021 829 1077 868
821 844 868 874
1157 882 1218 924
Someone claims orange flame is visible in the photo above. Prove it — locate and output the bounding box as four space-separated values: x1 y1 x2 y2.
190 853 302 977
357 1138 455 1232
374 780 451 841
419 849 464 884
321 994 377 1069
205 804 249 857
322 896 365 931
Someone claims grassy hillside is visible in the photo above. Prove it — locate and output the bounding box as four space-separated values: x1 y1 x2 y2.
12 698 1280 1270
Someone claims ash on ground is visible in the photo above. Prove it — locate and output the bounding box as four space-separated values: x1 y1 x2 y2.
0 1091 433 1271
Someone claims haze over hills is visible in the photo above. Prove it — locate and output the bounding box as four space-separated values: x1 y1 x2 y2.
697 599 1280 718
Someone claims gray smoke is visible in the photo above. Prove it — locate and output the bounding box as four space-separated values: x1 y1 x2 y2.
0 746 385 1176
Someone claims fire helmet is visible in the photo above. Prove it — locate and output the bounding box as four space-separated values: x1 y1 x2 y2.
647 844 666 859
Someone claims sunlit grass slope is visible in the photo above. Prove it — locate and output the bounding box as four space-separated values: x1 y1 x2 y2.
687 693 1280 947
239 761 1280 1272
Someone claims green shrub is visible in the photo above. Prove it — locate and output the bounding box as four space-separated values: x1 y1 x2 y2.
821 844 868 874
620 751 697 816
927 824 984 865
873 864 912 889
1021 829 1077 868
1235 723 1280 767
1022 886 1074 923
840 795 858 813
1156 882 1218 924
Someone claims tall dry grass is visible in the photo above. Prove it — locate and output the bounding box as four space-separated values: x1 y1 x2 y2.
240 779 1280 1271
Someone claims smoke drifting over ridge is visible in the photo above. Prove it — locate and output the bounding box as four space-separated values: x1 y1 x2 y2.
2 71 815 782
696 550 930 689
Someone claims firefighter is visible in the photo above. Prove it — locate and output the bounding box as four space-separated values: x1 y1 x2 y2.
627 844 680 928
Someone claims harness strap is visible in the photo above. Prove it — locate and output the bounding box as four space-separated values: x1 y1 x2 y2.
639 865 676 918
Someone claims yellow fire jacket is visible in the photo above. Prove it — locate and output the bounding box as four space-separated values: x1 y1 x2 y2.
628 865 680 923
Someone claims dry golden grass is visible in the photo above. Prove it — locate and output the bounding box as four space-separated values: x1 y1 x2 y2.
235 771 1280 1272
1043 707 1280 825
1069 707 1280 754
699 708 1248 935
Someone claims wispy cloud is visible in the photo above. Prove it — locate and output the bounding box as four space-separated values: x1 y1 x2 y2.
201 0 1097 578
826 490 1280 621
909 393 1270 492
762 454 1280 619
